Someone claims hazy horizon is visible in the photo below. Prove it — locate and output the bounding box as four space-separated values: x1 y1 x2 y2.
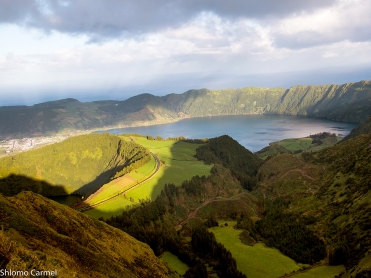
1 0 371 105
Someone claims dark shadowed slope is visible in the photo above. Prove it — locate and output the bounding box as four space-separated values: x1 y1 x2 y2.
0 190 172 278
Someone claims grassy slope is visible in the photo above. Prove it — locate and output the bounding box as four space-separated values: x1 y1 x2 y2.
84 137 212 218
159 252 189 276
209 221 301 278
256 134 371 276
0 191 171 278
291 265 345 278
86 155 156 204
84 196 135 219
194 193 261 220
124 137 212 201
343 114 371 141
256 135 342 160
0 133 150 196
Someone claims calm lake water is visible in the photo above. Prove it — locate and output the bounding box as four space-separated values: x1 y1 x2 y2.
101 115 356 152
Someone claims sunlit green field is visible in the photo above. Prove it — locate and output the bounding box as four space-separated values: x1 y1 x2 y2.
257 136 342 159
291 265 345 278
124 137 212 201
85 155 156 204
84 195 136 219
209 221 301 278
84 136 212 218
159 251 189 276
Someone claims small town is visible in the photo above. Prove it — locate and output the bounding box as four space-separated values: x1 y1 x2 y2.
0 135 69 157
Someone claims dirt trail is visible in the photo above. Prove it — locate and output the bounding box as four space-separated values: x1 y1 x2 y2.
178 193 252 227
285 168 315 181
178 198 219 226
73 152 160 211
280 262 327 277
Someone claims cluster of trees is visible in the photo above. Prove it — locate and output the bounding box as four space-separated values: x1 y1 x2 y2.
181 175 208 197
309 132 337 145
112 150 151 179
195 135 262 190
106 183 202 274
100 133 371 275
105 172 247 277
309 132 337 139
184 138 209 144
106 183 187 253
255 199 326 264
256 133 371 273
191 226 246 278
104 136 268 275
236 214 257 239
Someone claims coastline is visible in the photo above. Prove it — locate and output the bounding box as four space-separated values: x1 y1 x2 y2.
0 113 357 157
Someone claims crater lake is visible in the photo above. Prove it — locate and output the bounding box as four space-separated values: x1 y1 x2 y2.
99 115 356 152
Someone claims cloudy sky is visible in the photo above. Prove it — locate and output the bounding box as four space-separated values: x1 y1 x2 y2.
0 0 370 105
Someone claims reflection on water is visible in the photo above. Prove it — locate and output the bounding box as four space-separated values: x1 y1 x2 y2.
98 115 356 152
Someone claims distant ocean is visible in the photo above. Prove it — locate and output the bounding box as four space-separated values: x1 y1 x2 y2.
98 114 356 152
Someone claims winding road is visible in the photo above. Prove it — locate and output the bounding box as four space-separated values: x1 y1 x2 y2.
76 152 161 212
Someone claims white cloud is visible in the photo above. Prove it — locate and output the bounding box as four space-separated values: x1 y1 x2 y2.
272 0 371 48
0 0 370 104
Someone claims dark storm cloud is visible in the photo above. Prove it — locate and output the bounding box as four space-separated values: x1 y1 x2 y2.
0 0 337 39
0 0 40 23
181 0 338 20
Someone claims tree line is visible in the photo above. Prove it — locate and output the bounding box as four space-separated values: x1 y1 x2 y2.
105 173 247 277
195 135 262 190
255 199 326 264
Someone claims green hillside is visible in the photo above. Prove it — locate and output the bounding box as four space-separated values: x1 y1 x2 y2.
342 114 371 141
1 80 371 139
2 132 370 277
0 190 172 278
256 134 371 276
0 133 150 196
256 132 342 160
104 136 264 277
195 135 262 190
104 133 371 277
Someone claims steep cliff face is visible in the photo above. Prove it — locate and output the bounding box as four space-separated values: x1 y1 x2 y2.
271 80 371 122
0 191 172 278
169 80 371 122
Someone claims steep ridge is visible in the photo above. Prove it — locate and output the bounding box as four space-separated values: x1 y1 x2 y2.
195 135 262 190
342 114 371 141
0 133 151 197
256 134 371 276
168 81 371 122
0 191 172 278
1 80 370 139
272 81 371 122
